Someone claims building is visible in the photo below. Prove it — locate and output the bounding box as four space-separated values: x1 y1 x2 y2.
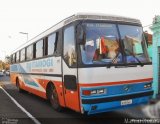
150 15 160 98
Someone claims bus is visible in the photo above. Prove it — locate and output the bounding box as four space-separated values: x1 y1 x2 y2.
10 13 153 114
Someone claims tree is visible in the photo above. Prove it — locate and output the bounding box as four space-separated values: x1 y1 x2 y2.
5 55 11 70
0 60 3 70
0 60 5 70
5 55 11 64
0 56 11 71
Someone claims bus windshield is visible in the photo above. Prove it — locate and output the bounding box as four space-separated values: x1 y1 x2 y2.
80 23 150 65
118 24 150 64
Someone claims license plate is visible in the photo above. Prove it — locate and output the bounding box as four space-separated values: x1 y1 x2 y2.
121 99 132 106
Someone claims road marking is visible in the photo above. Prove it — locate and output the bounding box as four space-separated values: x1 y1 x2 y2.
0 86 41 124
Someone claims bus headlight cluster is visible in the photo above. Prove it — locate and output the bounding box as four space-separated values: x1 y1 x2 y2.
82 89 106 96
144 83 152 89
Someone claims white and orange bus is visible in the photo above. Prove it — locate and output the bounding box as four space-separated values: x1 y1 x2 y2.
10 13 153 114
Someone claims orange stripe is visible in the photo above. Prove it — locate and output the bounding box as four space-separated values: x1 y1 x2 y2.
79 78 153 87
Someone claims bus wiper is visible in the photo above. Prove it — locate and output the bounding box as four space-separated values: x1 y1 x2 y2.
124 49 144 67
106 52 120 68
115 64 137 68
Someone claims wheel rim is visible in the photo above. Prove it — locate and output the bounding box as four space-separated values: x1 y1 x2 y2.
50 88 59 108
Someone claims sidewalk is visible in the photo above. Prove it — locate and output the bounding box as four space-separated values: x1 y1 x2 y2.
0 86 34 124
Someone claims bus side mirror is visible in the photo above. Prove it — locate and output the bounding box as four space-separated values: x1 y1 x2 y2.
76 25 86 45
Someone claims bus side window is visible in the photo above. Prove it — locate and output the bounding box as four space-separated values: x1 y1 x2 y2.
63 25 76 66
11 54 14 64
54 30 62 56
20 48 26 62
16 51 20 63
43 31 61 57
10 55 12 64
33 43 36 59
54 32 58 53
44 37 48 56
36 40 43 58
26 45 33 60
13 53 16 63
48 33 56 56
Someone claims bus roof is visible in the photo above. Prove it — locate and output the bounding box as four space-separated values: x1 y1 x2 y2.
12 13 141 54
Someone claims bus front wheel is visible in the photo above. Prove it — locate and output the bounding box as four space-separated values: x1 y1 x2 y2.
49 84 62 111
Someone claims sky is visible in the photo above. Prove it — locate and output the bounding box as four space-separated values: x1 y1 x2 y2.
0 0 159 60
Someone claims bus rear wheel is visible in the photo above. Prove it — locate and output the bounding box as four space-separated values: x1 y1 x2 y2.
49 84 62 111
16 78 23 93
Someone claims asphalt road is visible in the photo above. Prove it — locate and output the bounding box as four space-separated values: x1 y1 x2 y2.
0 75 150 124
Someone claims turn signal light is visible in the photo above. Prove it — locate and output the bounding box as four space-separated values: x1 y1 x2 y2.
82 90 91 95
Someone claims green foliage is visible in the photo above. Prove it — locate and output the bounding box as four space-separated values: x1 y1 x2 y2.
5 55 11 64
0 60 5 70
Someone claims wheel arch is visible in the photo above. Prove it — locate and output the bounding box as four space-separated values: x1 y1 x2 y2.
16 76 19 86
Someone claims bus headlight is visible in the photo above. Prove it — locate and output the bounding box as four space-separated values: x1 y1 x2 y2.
82 89 106 96
144 83 152 89
97 89 105 94
91 90 97 94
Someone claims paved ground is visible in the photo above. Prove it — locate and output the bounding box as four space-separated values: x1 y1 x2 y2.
0 76 36 124
0 87 35 124
0 75 156 124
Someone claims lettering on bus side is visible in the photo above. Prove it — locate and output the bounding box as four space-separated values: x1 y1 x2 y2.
26 58 54 73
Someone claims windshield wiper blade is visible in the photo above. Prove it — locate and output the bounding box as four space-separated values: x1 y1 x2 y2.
115 64 137 68
124 49 144 67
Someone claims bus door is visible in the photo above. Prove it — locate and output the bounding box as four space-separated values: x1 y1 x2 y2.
62 25 80 112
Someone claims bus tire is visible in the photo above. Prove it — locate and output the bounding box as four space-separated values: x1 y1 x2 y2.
49 84 62 111
16 78 23 93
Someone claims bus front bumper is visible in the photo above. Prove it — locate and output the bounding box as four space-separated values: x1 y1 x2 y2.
81 91 153 115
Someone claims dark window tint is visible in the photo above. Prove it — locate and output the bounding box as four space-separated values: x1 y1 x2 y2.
26 45 33 60
55 31 62 56
36 40 43 58
44 37 48 56
20 49 25 61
